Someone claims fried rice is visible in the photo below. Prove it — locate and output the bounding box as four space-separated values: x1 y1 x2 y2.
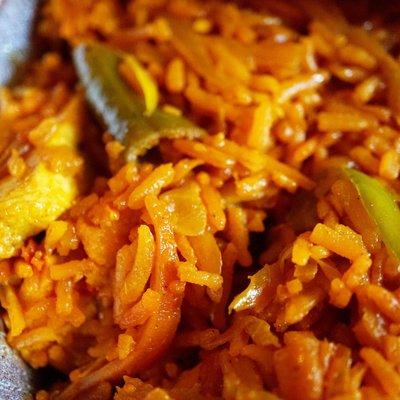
2 0 400 399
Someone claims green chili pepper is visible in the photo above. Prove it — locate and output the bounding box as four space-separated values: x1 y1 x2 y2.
73 43 204 162
345 168 400 260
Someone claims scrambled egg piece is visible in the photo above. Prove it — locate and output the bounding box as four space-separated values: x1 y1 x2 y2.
0 98 83 258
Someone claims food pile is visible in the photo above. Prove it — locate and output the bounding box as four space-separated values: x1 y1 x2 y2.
1 0 400 399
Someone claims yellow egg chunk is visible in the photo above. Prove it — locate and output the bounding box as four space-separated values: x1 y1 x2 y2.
0 98 83 259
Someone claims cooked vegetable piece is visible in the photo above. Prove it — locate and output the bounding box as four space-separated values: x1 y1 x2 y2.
73 43 204 162
160 182 207 236
0 0 40 85
345 168 400 261
0 99 82 259
121 54 159 116
229 263 280 312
